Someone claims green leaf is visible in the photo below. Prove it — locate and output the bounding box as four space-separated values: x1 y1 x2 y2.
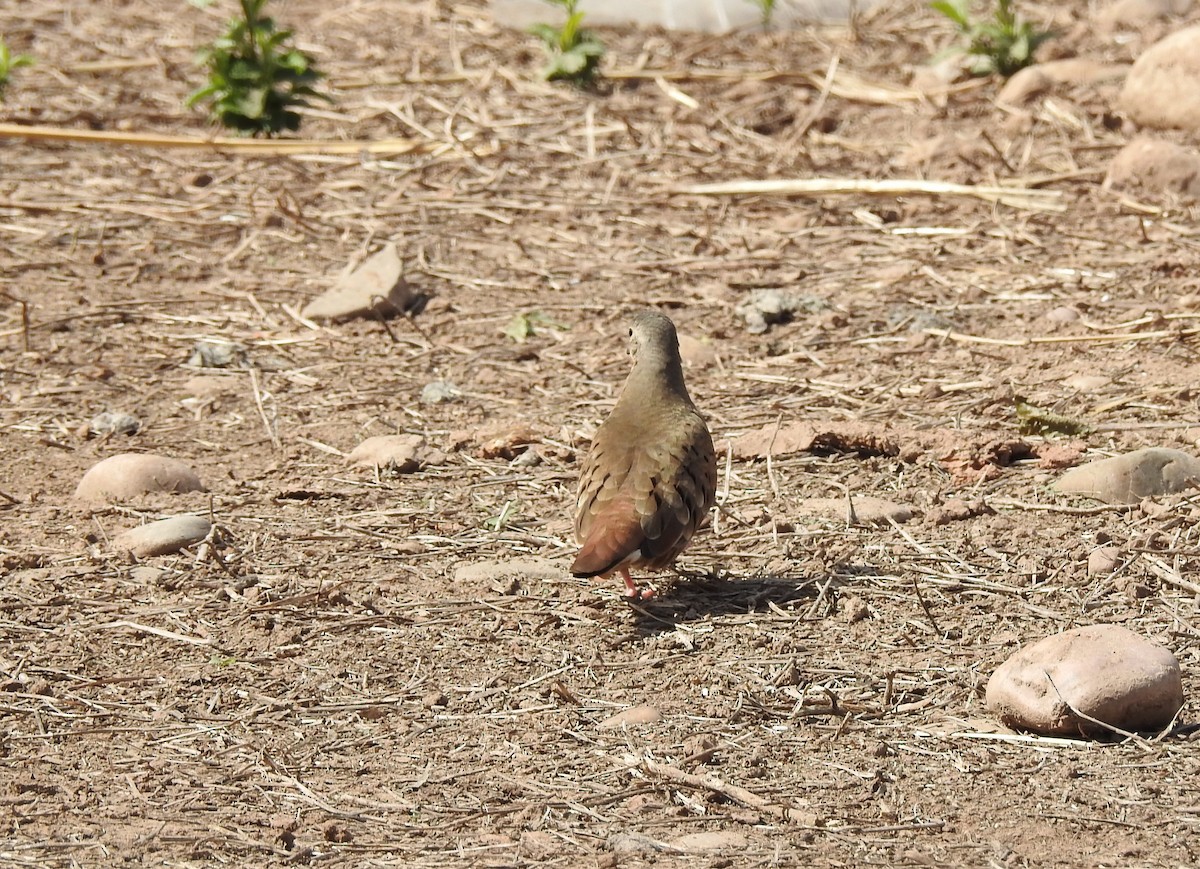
930 0 970 29
236 86 268 119
556 49 588 75
528 22 559 46
560 11 583 46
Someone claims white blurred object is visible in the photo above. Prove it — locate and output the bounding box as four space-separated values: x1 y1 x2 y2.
491 0 879 32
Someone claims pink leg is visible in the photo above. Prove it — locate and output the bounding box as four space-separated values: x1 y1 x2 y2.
620 567 655 600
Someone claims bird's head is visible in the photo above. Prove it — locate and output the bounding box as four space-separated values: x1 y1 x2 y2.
627 309 680 364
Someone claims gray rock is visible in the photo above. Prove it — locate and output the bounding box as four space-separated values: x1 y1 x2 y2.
420 381 459 404
1053 447 1200 503
112 515 212 557
89 411 141 437
1118 25 1200 131
986 625 1183 737
188 340 246 368
75 454 206 504
736 290 827 334
1105 137 1200 201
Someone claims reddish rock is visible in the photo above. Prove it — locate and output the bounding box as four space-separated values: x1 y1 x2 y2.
986 625 1183 737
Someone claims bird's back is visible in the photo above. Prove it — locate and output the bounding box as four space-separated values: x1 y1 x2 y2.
573 398 715 577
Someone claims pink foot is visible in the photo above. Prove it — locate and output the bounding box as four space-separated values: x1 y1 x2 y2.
620 568 656 600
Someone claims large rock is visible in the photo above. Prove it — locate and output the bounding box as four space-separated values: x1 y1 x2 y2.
1053 447 1200 503
986 625 1183 737
1118 26 1200 131
75 454 205 504
1105 138 1200 201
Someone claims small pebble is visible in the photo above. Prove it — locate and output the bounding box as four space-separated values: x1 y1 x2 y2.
420 381 459 404
188 340 246 368
1087 546 1121 576
1063 374 1110 392
347 435 424 473
510 447 542 468
599 705 662 729
1045 305 1081 323
88 411 141 437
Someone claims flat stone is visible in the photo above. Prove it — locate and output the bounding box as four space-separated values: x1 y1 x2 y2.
1118 25 1200 131
302 243 414 322
598 705 663 729
986 625 1183 737
347 435 424 472
671 831 749 853
75 454 205 504
1105 137 1200 201
1053 447 1200 503
112 515 211 557
998 59 1128 106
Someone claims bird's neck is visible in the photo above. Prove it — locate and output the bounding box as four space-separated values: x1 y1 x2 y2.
624 354 691 406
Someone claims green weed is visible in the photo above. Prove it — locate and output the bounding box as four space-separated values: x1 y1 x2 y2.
931 0 1052 77
529 0 605 88
187 0 330 136
747 0 777 27
0 38 34 101
503 310 566 343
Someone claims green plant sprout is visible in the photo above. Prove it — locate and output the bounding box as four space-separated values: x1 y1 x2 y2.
503 310 566 343
187 0 330 136
747 0 777 27
0 38 34 101
930 0 1052 77
529 0 605 88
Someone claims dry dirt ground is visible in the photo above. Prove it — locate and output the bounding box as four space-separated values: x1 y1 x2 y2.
4 0 1200 866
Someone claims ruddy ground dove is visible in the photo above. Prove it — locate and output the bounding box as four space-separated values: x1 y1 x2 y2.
571 310 717 599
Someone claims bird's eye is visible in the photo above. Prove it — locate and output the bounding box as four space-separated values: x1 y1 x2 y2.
628 328 634 337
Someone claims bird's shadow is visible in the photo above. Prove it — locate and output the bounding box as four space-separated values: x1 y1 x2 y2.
624 568 827 636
